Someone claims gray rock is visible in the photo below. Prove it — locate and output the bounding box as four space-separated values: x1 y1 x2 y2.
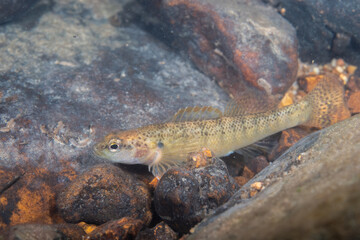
188 114 360 240
0 0 39 24
264 0 360 64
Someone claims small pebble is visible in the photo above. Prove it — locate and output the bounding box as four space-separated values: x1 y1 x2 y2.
335 66 344 73
251 182 263 191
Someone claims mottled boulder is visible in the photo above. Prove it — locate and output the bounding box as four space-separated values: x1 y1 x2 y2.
1 223 86 240
154 157 238 233
136 0 298 101
85 217 144 240
136 222 178 240
57 164 152 225
0 164 77 230
188 114 360 240
0 0 39 24
264 0 360 64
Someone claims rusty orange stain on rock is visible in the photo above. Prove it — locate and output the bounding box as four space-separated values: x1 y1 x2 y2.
167 0 236 43
233 50 260 88
10 183 55 225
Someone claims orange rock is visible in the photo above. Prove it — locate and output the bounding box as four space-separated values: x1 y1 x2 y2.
347 65 358 75
234 176 249 187
251 182 263 191
279 92 294 107
0 166 68 231
78 222 97 234
298 75 323 93
269 127 310 161
347 91 360 114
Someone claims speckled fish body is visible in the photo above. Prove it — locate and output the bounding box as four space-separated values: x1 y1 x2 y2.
94 74 349 176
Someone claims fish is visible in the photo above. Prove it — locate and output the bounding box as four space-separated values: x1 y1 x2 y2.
94 73 350 177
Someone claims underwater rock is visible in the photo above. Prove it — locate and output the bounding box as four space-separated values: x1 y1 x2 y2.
154 156 238 233
264 0 360 64
135 222 178 240
85 217 144 240
1 223 86 240
57 164 152 225
347 91 360 114
234 155 269 187
0 0 39 24
188 114 360 240
0 164 76 230
268 127 310 161
136 0 298 101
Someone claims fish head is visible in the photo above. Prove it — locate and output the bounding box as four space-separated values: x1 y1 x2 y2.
93 129 159 165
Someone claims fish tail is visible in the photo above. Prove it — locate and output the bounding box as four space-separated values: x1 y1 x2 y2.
303 73 350 128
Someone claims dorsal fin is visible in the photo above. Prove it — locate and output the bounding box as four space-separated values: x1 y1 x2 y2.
223 95 278 117
171 106 223 122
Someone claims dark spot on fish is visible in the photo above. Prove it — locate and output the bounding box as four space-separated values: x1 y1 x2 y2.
157 141 164 148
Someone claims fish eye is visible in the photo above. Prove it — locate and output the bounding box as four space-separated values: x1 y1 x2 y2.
108 139 121 152
110 144 118 150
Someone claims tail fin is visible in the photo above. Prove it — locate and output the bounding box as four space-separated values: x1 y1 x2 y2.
303 73 350 128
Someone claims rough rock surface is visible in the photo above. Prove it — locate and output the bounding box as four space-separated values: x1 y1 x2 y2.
0 164 77 229
135 222 178 240
1 223 86 240
0 0 39 24
57 164 152 225
136 0 298 101
188 114 360 240
154 157 238 233
264 0 360 64
85 217 144 240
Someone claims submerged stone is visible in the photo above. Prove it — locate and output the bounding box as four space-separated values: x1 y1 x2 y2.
136 0 298 101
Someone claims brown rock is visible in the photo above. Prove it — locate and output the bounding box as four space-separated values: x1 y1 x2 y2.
0 165 72 231
297 75 322 93
136 222 178 240
85 217 144 240
346 75 360 92
233 155 268 187
57 164 152 225
347 91 360 114
154 157 238 233
269 127 310 161
137 0 298 101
